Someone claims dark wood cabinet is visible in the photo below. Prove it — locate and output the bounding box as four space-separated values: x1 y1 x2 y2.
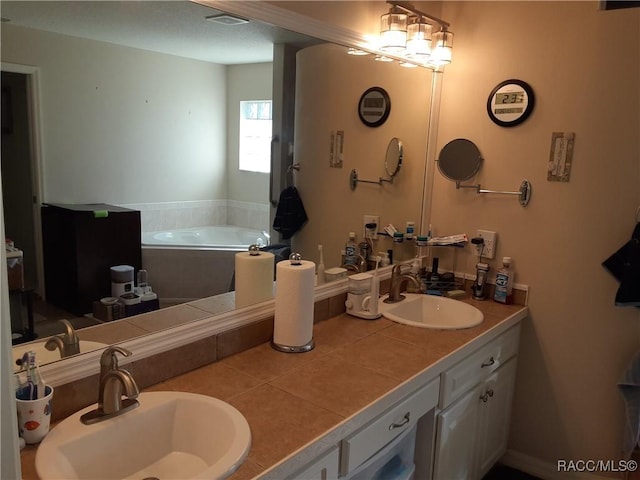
41 203 141 315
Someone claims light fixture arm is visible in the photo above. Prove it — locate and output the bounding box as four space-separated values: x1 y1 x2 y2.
387 1 450 29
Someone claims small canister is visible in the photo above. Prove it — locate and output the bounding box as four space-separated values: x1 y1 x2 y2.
406 221 415 240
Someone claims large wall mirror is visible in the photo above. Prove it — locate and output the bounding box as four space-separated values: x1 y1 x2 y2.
1 1 436 375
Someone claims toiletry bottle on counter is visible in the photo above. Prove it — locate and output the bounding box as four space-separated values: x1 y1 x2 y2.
344 232 357 265
494 257 514 304
406 221 415 240
317 244 325 285
392 232 405 263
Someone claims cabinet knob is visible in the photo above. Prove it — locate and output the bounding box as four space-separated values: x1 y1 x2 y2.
479 389 495 403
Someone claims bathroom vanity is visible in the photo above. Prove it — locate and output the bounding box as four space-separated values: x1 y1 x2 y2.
20 297 527 480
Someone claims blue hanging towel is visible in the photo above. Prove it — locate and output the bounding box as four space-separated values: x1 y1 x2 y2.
272 186 308 240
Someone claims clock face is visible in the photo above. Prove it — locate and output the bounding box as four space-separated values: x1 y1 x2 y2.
358 87 391 127
487 79 535 127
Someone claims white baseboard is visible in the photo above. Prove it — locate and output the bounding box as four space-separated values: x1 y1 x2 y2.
501 450 613 480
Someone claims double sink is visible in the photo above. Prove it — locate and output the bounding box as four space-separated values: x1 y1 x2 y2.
34 292 482 479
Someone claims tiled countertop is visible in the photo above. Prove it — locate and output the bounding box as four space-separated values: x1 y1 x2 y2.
21 297 527 480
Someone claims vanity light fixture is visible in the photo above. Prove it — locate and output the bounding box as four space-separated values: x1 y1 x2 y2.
431 28 454 65
347 48 371 56
375 1 453 68
406 17 432 59
379 6 408 53
374 54 395 62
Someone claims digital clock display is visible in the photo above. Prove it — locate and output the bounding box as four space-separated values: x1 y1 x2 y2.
494 91 525 104
358 87 391 127
486 79 535 127
494 107 524 114
364 97 384 108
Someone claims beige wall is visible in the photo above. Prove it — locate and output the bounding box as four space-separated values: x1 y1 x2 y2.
226 62 272 204
292 43 432 267
280 0 640 470
1 24 228 205
432 0 640 468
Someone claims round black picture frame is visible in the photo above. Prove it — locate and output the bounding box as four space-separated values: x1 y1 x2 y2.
358 87 391 128
486 79 535 127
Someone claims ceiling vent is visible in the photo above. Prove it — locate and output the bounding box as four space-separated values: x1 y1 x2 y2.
205 14 249 26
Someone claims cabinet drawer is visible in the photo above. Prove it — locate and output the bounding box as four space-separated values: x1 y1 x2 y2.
288 446 339 480
341 377 440 475
440 324 520 408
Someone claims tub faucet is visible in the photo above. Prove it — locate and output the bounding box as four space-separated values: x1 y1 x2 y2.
44 319 80 358
80 346 139 425
385 264 421 304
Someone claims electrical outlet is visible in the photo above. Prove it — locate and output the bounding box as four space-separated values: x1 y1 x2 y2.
475 230 497 259
363 215 380 239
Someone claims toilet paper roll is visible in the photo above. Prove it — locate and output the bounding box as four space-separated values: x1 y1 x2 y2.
235 251 275 308
273 259 315 348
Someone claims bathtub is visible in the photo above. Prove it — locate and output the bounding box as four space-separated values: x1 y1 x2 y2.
141 225 270 304
142 225 269 250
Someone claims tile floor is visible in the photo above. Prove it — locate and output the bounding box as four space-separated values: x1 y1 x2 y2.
483 464 541 479
30 297 99 339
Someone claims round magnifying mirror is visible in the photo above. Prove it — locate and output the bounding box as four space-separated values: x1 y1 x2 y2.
385 138 403 178
437 138 482 182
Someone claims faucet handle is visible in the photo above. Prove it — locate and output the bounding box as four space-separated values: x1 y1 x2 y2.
100 346 132 372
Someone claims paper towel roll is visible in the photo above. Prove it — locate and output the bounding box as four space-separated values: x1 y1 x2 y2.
235 251 275 308
273 259 315 350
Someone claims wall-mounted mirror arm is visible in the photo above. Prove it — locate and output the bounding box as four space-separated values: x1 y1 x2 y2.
350 169 396 190
456 179 532 206
350 137 403 190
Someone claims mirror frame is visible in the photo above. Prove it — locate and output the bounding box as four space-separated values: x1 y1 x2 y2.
437 138 483 182
31 0 444 386
384 137 403 178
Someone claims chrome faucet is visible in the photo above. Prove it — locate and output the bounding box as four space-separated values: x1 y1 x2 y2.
81 346 139 425
44 319 80 358
384 264 421 304
343 254 367 273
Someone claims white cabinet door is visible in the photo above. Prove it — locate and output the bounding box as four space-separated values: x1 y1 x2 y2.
432 384 482 480
476 357 517 479
434 357 518 480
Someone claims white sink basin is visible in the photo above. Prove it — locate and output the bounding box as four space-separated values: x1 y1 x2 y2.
36 391 251 480
12 340 108 372
379 293 483 329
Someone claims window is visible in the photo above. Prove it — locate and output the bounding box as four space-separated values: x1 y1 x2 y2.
239 100 272 173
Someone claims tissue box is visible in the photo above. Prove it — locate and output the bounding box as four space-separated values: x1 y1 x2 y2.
6 249 24 290
324 267 348 283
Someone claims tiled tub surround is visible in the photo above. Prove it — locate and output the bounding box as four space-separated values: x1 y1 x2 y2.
120 200 270 233
20 292 527 480
142 246 237 304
